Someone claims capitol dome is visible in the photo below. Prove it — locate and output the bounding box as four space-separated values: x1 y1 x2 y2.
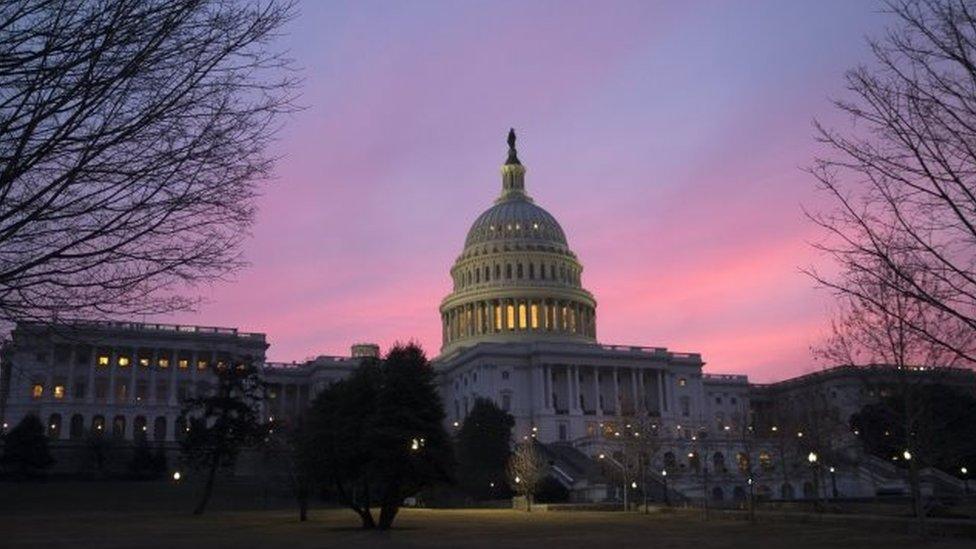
439 130 597 355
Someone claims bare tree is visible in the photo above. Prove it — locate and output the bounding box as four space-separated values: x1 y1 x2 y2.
508 440 546 512
0 0 297 324
814 259 967 530
617 412 665 512
807 0 976 364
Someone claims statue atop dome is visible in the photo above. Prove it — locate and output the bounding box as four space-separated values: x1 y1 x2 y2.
505 128 521 165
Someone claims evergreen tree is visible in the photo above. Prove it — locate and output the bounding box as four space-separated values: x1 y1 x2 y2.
1 414 54 478
180 359 265 515
456 398 514 500
306 342 453 530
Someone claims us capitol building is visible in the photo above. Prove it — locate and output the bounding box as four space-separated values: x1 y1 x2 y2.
2 131 972 502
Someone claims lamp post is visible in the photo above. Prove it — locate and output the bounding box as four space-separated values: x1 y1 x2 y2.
807 451 820 511
599 453 628 511
829 466 838 499
961 466 969 496
662 469 670 507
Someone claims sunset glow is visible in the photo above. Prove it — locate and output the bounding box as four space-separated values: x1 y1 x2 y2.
170 1 887 382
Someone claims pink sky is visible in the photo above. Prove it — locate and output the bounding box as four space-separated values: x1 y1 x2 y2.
169 1 889 382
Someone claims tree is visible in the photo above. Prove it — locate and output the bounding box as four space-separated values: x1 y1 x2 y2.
180 360 265 515
616 412 664 512
813 260 966 530
508 440 546 511
852 384 976 477
264 418 315 522
455 398 514 500
0 0 298 324
128 432 165 479
305 343 453 530
807 0 976 364
1 414 53 477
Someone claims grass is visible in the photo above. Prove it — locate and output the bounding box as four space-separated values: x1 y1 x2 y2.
1 482 974 548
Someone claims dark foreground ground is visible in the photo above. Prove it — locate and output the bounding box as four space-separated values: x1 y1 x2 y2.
1 482 974 549
6 507 976 549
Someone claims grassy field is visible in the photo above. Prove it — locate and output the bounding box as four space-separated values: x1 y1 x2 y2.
1 482 974 548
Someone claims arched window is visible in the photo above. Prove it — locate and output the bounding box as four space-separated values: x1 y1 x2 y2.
517 263 523 278
757 485 772 500
664 452 676 469
733 486 746 501
759 451 773 471
506 304 515 330
506 264 512 279
48 413 62 438
175 416 188 441
495 264 500 279
529 263 535 279
91 415 105 434
69 414 84 439
475 269 480 283
518 303 527 329
134 415 148 437
737 452 750 473
803 481 816 499
112 415 126 438
712 452 725 471
711 486 724 501
781 483 795 500
153 416 167 442
484 266 490 281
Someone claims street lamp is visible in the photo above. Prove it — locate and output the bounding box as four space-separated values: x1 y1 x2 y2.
902 450 912 461
661 469 670 507
962 466 969 495
598 453 628 511
807 452 821 509
828 466 838 499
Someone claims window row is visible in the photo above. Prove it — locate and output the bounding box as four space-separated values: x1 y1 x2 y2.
29 378 210 403
453 259 581 290
35 344 247 371
44 413 190 441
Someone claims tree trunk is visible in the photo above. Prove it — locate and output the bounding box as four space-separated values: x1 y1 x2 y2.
378 503 400 530
526 492 533 512
298 487 308 522
356 506 376 529
193 453 221 515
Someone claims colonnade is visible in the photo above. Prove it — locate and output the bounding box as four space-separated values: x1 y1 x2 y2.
536 364 672 417
442 298 595 345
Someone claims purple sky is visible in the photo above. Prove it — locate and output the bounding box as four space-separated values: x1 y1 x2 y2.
169 0 889 382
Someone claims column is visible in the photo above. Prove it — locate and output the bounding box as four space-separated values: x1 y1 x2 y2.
543 364 551 409
190 350 199 396
564 365 572 413
129 348 137 402
67 345 77 402
571 365 581 413
149 348 158 403
630 368 639 413
637 369 646 412
87 349 96 404
612 367 620 415
592 367 603 415
657 370 666 413
108 347 117 404
169 348 179 406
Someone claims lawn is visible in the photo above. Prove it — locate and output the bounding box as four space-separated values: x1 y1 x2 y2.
1 481 973 548
4 506 976 549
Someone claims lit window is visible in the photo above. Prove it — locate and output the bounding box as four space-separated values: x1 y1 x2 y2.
158 357 170 368
31 384 43 399
54 385 65 400
494 305 502 330
197 360 208 370
518 303 527 329
678 378 687 387
531 304 539 329
118 356 130 367
97 355 110 366
506 304 515 330
178 359 189 369
139 357 150 367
